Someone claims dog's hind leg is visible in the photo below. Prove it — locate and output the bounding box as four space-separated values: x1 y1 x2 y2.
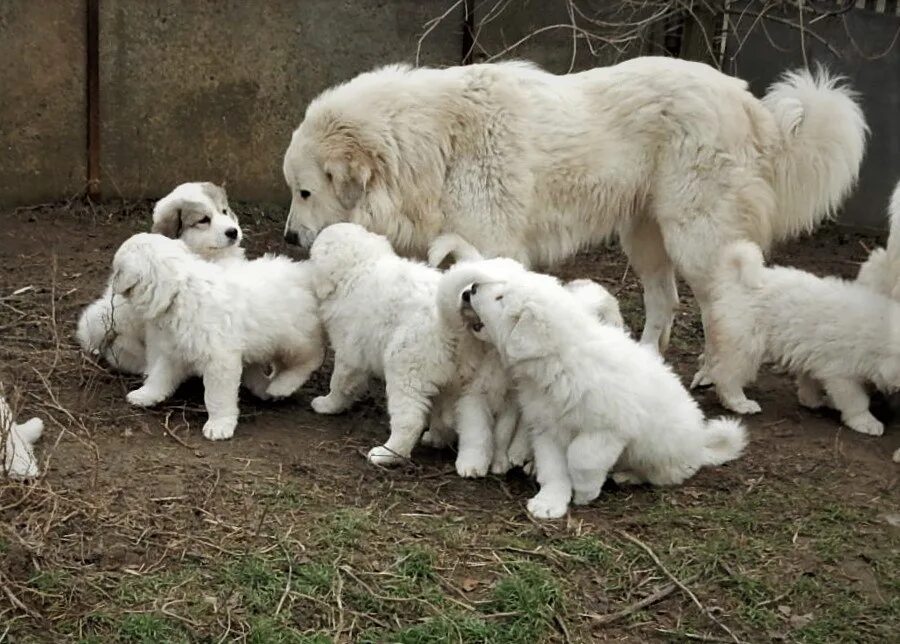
311 358 368 415
568 432 626 506
490 404 519 474
821 376 883 436
454 393 493 478
619 217 678 353
797 373 828 409
126 354 190 407
368 378 431 467
243 364 272 400
266 347 324 399
202 357 242 441
526 431 572 519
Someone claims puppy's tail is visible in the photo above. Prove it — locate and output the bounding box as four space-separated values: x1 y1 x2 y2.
886 177 900 257
428 233 484 268
763 67 867 241
701 417 748 467
719 241 765 289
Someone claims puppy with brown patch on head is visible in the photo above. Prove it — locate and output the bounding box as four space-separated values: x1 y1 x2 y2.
77 182 245 376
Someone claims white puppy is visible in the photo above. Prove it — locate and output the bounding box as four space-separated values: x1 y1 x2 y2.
430 258 626 476
708 242 900 436
1 392 43 479
112 233 323 440
858 178 900 299
308 223 470 467
462 262 746 519
77 182 244 375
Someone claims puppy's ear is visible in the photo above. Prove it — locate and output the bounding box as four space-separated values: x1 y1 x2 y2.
323 155 372 211
506 306 551 362
111 265 140 298
151 205 183 238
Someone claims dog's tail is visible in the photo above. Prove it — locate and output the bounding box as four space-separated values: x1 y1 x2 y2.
428 233 484 268
886 177 900 257
701 417 748 467
763 67 867 241
719 241 765 289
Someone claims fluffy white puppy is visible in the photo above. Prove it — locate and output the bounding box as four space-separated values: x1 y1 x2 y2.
112 233 323 440
462 262 746 519
77 182 244 374
429 258 626 476
1 392 43 479
283 59 865 389
308 223 471 467
708 242 900 436
857 178 900 299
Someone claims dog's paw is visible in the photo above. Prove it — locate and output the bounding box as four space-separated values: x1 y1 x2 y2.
420 429 451 448
203 417 237 441
729 399 762 415
572 487 601 506
690 368 713 390
367 445 406 467
311 395 343 415
893 447 900 463
797 388 826 410
126 387 165 408
526 493 569 520
507 441 532 468
265 380 299 400
455 449 490 478
611 471 643 486
490 453 512 475
845 414 884 437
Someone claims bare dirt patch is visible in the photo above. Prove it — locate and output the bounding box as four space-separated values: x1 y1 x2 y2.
1 200 897 643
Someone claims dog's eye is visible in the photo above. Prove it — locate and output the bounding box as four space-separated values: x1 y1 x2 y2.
495 295 503 301
221 208 227 214
300 189 311 199
197 216 211 225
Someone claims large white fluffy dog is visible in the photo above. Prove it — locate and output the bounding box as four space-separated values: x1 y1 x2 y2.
708 241 900 437
112 233 323 440
282 58 866 382
461 262 746 519
77 182 244 374
1 391 43 479
308 223 466 467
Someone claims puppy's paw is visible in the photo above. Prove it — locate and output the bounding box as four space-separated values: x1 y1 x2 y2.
690 368 713 390
265 379 299 400
893 447 900 463
845 413 884 437
572 488 601 506
126 387 165 408
729 399 761 415
611 471 643 486
797 387 826 410
311 395 344 415
367 445 406 467
490 453 512 475
526 493 569 520
420 429 451 448
507 441 532 468
203 417 237 441
455 449 490 478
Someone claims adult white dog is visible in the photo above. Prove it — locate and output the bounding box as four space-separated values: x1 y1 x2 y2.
461 261 746 519
282 58 866 382
1 391 43 479
308 223 468 467
708 241 900 437
112 233 323 440
429 257 626 476
77 182 244 374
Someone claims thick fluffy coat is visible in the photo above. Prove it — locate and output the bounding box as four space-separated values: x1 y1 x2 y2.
708 242 900 436
857 178 900 299
77 182 244 374
283 58 865 377
113 234 323 440
463 262 746 519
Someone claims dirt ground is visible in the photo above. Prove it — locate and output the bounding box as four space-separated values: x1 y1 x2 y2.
1 200 898 643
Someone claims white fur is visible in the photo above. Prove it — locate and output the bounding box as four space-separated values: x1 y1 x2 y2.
113 233 323 441
77 182 245 375
283 59 865 388
462 261 745 519
308 223 465 467
708 241 900 437
858 178 900 300
1 392 43 479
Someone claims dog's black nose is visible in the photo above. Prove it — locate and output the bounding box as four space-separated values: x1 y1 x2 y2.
462 284 477 303
225 227 238 240
284 229 300 245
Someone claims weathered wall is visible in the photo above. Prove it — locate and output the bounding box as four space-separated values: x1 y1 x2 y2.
0 1 87 206
99 0 461 206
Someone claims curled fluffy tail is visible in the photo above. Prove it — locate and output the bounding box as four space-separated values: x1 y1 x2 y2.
763 67 867 240
702 417 748 466
719 241 766 289
428 233 484 267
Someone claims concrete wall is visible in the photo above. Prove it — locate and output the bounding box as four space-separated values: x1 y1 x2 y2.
0 1 87 206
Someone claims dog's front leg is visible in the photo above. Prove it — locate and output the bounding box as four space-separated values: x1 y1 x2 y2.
454 392 493 478
126 353 188 407
568 431 626 506
367 378 430 467
526 430 572 519
821 377 883 436
202 357 242 441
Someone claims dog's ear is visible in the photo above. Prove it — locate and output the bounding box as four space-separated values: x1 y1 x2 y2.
323 154 373 211
151 203 184 238
506 306 551 362
111 264 141 299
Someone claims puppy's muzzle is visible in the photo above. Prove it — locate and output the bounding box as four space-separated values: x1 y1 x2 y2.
225 227 239 241
459 285 483 332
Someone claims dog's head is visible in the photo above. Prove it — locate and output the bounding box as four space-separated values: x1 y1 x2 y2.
437 258 528 339
282 110 387 250
151 182 242 259
308 223 395 300
111 233 188 319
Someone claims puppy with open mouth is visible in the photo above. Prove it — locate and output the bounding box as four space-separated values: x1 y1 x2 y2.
460 260 746 519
